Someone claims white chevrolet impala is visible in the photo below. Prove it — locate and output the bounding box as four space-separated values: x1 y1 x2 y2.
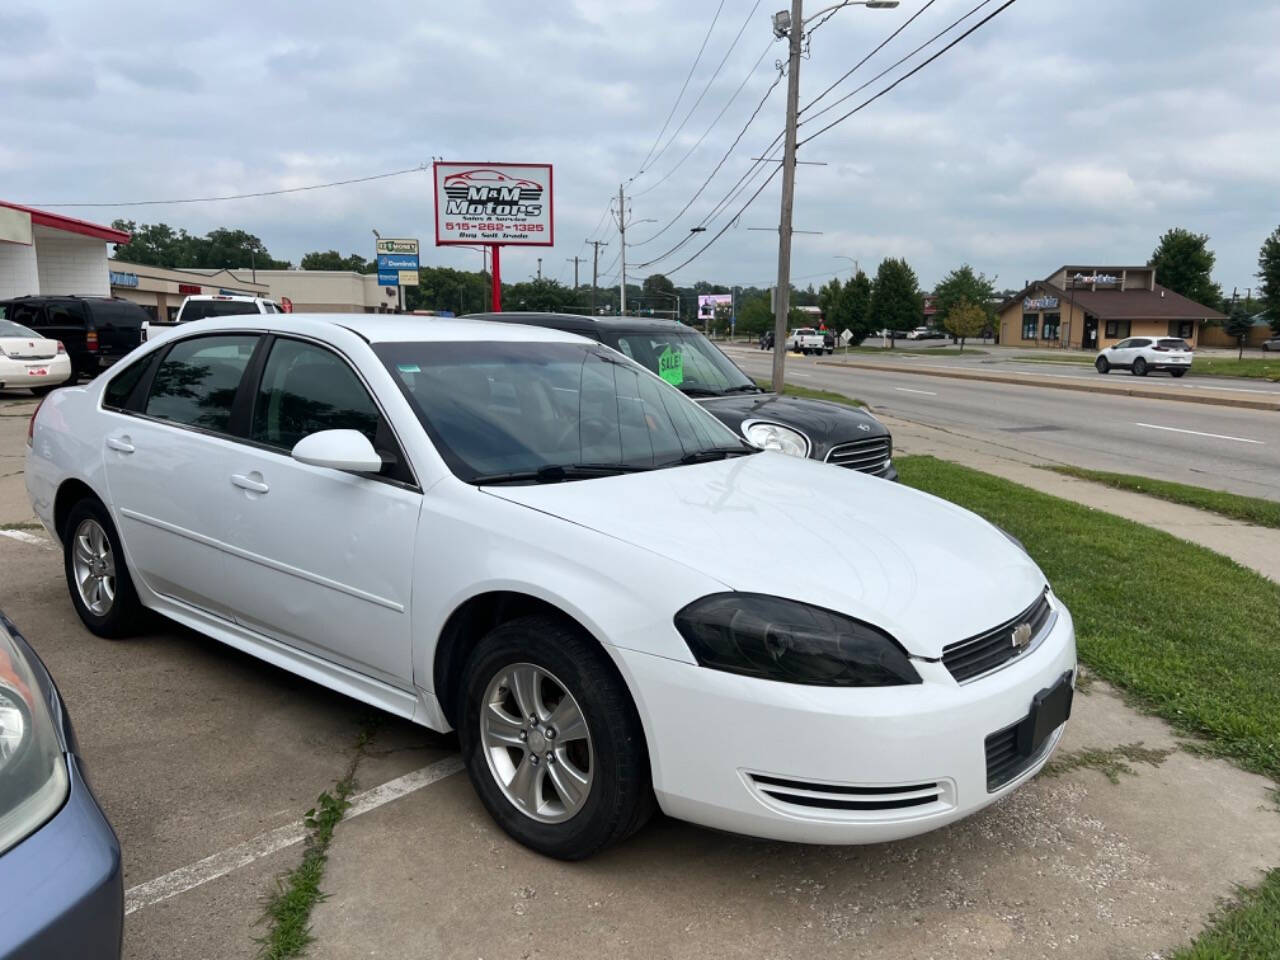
25 315 1076 859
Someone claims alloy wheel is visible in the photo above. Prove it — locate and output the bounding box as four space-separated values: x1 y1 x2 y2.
480 662 594 823
72 518 116 616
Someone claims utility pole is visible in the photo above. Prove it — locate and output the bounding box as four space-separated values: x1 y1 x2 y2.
566 255 580 291
771 0 804 393
589 241 607 315
536 257 543 280
616 183 628 316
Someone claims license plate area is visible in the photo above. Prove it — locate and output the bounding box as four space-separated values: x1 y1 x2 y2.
985 670 1074 791
27 367 48 376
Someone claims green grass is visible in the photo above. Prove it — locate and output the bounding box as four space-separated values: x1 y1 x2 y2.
1171 869 1280 959
754 379 865 407
1041 466 1280 529
1043 743 1174 784
1015 354 1096 365
895 455 1280 780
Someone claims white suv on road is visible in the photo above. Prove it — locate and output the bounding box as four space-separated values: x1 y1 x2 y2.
25 314 1075 859
1095 336 1193 377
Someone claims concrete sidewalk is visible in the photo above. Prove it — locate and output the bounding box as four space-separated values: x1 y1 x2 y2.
886 414 1280 583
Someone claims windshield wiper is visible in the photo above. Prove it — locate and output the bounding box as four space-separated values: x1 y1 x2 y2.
722 383 764 394
673 446 761 466
678 386 723 397
472 463 654 485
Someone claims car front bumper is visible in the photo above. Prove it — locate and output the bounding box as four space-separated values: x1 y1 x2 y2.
619 594 1076 844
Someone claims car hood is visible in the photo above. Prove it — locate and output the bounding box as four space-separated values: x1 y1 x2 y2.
698 393 887 439
485 452 1046 658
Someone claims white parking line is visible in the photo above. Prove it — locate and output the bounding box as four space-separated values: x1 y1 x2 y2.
894 387 938 396
124 755 463 915
0 529 45 544
1134 422 1264 444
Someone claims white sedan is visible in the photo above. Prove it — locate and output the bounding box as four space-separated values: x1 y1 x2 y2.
25 315 1076 859
0 319 72 395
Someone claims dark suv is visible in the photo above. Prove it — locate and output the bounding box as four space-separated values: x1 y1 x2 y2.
468 312 896 480
0 297 146 381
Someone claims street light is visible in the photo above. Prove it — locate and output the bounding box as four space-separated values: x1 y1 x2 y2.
834 255 859 275
799 0 898 25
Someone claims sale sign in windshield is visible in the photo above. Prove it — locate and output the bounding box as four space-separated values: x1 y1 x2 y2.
434 162 554 247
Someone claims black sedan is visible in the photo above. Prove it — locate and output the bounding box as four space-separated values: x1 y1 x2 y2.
0 611 122 959
467 313 896 480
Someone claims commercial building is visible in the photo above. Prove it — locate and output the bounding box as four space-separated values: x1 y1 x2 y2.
107 260 269 322
997 265 1225 351
0 201 129 300
234 269 393 313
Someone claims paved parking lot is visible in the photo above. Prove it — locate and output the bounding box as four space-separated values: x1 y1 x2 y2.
2 392 1279 959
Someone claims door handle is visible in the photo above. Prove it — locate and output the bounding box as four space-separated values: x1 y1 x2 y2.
230 473 270 494
106 436 135 454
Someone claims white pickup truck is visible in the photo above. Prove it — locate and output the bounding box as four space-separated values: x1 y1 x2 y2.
785 327 827 355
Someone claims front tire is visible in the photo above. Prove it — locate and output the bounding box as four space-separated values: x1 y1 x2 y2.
1095 357 1110 374
62 499 144 638
457 615 654 860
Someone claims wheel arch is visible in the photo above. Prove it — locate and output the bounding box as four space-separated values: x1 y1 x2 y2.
53 478 104 544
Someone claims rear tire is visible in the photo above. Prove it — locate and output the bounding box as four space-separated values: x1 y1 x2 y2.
1095 357 1110 374
1171 369 1186 378
62 498 144 639
457 615 654 860
1132 357 1148 376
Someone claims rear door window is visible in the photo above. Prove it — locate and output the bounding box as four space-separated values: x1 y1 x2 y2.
6 302 46 328
46 302 84 330
1157 338 1189 350
181 300 261 321
145 334 259 433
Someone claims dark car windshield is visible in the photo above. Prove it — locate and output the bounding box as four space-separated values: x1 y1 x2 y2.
598 330 758 396
375 340 754 484
181 299 260 321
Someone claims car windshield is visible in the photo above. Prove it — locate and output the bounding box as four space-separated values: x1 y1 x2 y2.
1157 338 1190 350
182 300 259 321
598 330 758 396
0 320 38 338
375 340 756 484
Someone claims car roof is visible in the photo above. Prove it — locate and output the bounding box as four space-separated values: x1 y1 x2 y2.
465 311 703 335
174 313 594 346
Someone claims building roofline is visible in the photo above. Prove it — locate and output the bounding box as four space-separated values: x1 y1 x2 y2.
0 200 131 244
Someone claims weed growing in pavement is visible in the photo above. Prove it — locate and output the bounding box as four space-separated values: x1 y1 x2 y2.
1043 743 1174 784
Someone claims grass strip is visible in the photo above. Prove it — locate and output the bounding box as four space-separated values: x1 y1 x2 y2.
256 724 375 959
1171 869 1280 959
1040 466 1280 529
754 379 865 408
1043 743 1174 783
895 455 1280 780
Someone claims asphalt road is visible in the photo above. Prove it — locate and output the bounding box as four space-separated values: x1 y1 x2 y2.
725 346 1280 501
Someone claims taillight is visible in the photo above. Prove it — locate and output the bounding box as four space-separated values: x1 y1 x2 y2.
56 341 66 354
27 398 44 447
86 331 99 352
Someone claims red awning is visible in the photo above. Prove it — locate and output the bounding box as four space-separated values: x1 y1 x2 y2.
0 200 131 244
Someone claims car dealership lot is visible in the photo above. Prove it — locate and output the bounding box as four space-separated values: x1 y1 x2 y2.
1 399 1278 958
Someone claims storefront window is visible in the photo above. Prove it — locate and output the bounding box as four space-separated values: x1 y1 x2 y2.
1104 320 1131 339
1022 313 1039 340
1041 312 1060 340
1168 320 1194 339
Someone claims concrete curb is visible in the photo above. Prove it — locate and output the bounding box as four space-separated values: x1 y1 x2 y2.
813 359 1280 411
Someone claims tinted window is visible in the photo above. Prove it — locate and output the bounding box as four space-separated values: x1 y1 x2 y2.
375 340 746 484
103 356 151 410
1158 338 1190 350
599 331 755 395
5 303 45 328
181 300 260 321
1130 339 1151 348
0 319 38 338
88 300 146 328
46 302 84 329
145 335 258 432
251 339 379 450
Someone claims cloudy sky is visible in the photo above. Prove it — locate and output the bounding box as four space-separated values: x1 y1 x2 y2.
3 0 1277 295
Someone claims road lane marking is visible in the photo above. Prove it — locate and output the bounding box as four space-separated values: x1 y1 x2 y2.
1134 422 1264 444
123 755 464 915
894 387 938 396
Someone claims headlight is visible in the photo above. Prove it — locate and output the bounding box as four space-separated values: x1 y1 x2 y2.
743 420 810 457
674 594 921 686
0 618 69 855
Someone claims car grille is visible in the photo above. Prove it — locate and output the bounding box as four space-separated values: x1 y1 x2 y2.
942 589 1053 683
984 716 1057 791
747 773 942 811
825 435 891 473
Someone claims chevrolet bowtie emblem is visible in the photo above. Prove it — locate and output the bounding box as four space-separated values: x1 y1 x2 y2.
1012 623 1032 651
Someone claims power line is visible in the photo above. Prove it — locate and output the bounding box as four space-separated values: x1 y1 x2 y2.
26 163 429 208
799 0 941 117
631 0 726 180
799 0 1018 146
633 0 765 194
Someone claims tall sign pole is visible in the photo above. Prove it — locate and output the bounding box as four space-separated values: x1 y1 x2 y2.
490 245 502 311
771 0 804 393
617 184 628 316
590 240 607 314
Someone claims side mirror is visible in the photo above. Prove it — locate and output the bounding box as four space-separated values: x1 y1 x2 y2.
291 429 383 474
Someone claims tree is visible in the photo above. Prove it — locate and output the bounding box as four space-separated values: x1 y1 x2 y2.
300 250 372 272
843 271 873 345
1257 225 1280 334
642 273 676 298
1148 228 1222 310
504 278 582 313
943 298 987 352
933 264 996 337
869 258 923 342
1224 301 1254 360
735 293 774 336
109 220 290 270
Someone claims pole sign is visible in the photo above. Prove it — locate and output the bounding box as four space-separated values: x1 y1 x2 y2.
697 294 733 319
433 162 554 247
376 239 419 287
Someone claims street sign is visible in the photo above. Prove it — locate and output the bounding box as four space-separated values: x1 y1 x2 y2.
377 270 399 287
376 238 419 256
377 253 419 271
397 269 419 286
374 238 418 289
